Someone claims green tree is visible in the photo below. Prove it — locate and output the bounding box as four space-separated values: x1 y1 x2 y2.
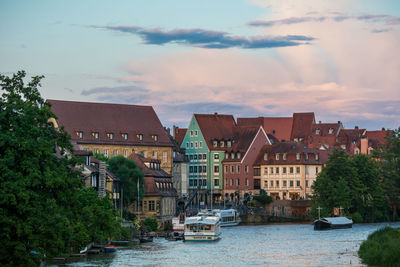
0 71 121 266
108 155 145 207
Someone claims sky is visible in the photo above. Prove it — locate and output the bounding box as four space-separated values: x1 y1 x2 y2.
1 0 400 131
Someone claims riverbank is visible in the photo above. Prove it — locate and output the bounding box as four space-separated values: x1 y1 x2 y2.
240 213 311 225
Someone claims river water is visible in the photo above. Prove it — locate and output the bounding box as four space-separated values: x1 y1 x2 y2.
53 222 399 267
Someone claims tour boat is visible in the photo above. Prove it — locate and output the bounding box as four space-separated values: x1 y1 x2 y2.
184 214 221 242
213 209 241 227
313 217 353 230
104 246 117 253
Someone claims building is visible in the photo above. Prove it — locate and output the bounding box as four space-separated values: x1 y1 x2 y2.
47 99 174 174
222 126 273 200
237 116 293 142
180 113 236 207
128 153 177 229
253 142 324 200
308 121 343 150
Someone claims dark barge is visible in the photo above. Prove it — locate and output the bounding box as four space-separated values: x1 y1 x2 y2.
314 217 353 230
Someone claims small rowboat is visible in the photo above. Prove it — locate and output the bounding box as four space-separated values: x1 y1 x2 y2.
104 246 117 253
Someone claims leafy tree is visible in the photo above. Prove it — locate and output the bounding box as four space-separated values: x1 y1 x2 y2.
108 155 145 207
253 194 273 205
0 71 120 266
142 217 158 232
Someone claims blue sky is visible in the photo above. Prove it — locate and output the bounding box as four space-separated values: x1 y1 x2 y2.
1 0 400 130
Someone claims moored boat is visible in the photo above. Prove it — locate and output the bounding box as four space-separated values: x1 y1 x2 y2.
314 217 353 230
184 214 221 242
104 246 117 253
213 209 241 227
172 213 185 236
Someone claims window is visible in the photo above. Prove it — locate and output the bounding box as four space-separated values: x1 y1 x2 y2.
123 149 127 157
189 166 193 173
316 154 319 161
237 179 240 186
194 166 197 173
290 167 294 174
190 130 193 137
190 142 193 148
231 179 234 186
195 142 198 148
270 180 274 187
213 140 218 147
237 153 241 159
283 180 287 187
264 181 268 188
91 174 97 187
276 180 279 187
203 180 207 186
305 166 309 174
203 154 207 160
276 154 280 160
227 140 232 147
290 180 294 187
214 179 219 186
225 154 229 160
254 168 261 176
276 167 279 174
315 128 320 135
123 133 129 140
296 167 300 174
152 151 157 159
198 154 202 160
306 180 309 187
189 179 193 186
245 165 249 173
264 168 268 175
92 132 99 139
270 167 274 174
199 141 203 148
149 200 155 211
107 133 113 140
203 166 206 172
283 153 287 161
220 141 224 147
328 128 334 134
186 142 189 148
296 153 300 161
189 154 193 160
153 135 158 141
93 148 99 154
194 180 197 186
214 166 219 173
163 152 167 163
225 165 228 173
195 130 198 137
214 154 219 160
76 131 83 139
104 149 108 158
237 165 240 173
231 153 235 159
113 149 118 156
296 180 300 187
231 165 234 173
264 153 268 160
245 178 248 186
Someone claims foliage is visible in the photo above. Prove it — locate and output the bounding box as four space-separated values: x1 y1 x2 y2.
92 152 109 162
142 217 159 232
108 155 145 207
358 227 400 267
253 194 273 205
311 149 391 222
0 71 121 266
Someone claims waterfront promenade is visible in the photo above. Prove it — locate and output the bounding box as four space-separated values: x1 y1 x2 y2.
51 222 400 267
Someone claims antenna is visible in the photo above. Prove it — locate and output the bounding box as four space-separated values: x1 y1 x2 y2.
317 206 322 219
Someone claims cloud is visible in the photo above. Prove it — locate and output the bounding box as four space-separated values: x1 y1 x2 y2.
93 25 314 49
81 85 147 96
249 13 400 27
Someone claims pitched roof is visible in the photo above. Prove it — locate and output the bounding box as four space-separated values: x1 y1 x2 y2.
47 99 173 147
237 117 293 141
365 130 390 145
173 127 187 147
290 112 315 140
222 126 260 162
194 113 236 150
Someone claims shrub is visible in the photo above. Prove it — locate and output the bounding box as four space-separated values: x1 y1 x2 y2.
253 195 273 205
351 212 363 223
142 218 158 232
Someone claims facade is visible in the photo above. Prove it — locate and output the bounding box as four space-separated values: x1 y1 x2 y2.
253 142 324 200
181 113 236 207
128 153 177 229
48 99 174 174
222 126 272 199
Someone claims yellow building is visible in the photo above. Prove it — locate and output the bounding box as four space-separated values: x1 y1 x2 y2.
253 142 324 200
48 99 174 174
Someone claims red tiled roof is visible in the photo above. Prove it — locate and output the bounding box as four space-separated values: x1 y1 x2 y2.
309 122 342 149
237 117 293 141
47 99 173 147
174 127 187 147
194 113 236 150
290 112 315 140
222 126 259 162
366 130 391 145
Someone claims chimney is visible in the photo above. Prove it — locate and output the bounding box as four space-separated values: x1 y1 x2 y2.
361 137 368 155
319 121 321 124
355 126 359 130
98 161 106 198
214 112 218 116
338 121 341 124
382 127 385 131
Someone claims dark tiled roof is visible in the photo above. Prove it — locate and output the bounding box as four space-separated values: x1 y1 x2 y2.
194 113 236 150
47 99 173 147
366 130 391 147
237 117 293 141
222 126 259 162
254 142 322 166
290 112 315 140
173 127 187 147
309 122 342 149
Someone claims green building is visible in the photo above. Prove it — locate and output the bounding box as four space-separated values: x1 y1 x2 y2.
181 113 236 208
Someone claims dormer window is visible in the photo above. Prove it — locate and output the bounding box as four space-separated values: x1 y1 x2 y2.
107 133 113 140
92 132 99 139
220 141 224 147
264 153 268 160
315 153 319 160
237 153 241 159
136 134 142 141
213 140 217 147
227 140 232 147
296 153 300 161
152 135 158 141
283 153 287 160
122 133 128 140
276 154 280 160
316 128 320 135
231 153 235 159
76 131 83 139
225 154 229 159
328 128 334 134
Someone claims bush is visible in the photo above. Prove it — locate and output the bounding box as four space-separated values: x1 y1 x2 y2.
142 218 158 232
253 195 273 205
351 212 363 223
358 227 400 267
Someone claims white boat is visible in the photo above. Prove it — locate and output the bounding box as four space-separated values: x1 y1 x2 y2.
184 214 221 242
172 213 185 237
213 209 241 227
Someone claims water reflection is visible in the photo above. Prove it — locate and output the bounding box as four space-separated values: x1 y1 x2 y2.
52 222 400 267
